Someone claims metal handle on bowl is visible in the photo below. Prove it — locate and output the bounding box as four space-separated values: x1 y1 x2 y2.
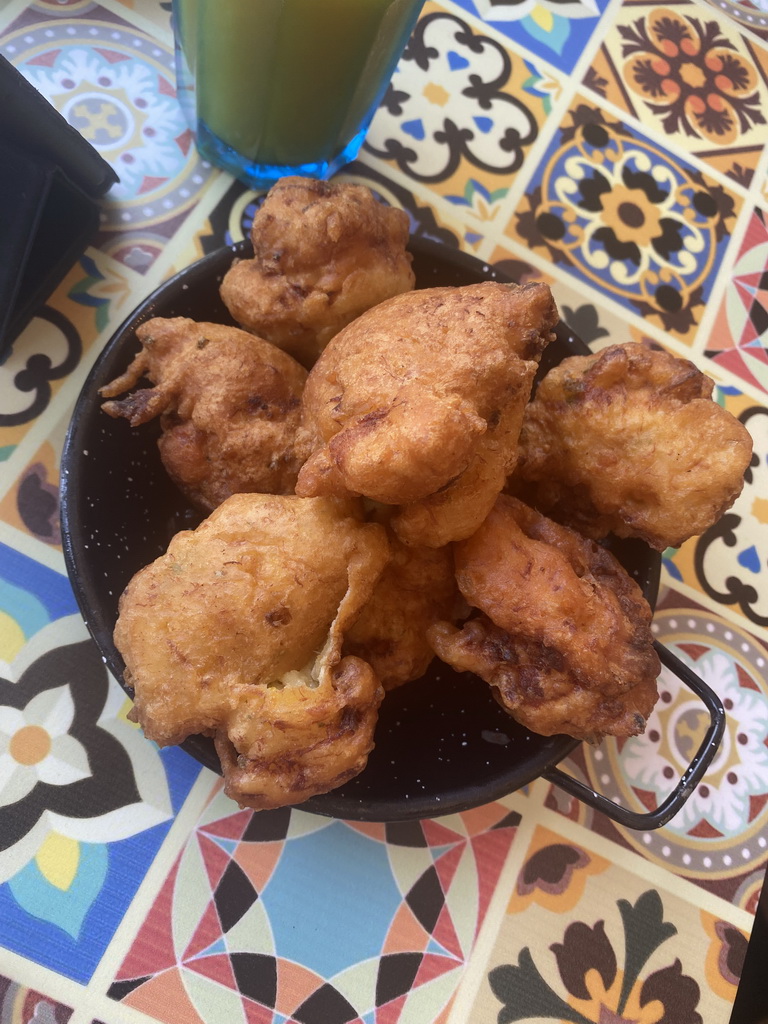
542 641 726 831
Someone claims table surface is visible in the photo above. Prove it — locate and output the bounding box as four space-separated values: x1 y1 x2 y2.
2 0 767 1021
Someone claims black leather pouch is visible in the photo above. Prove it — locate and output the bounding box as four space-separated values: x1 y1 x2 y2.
0 55 119 356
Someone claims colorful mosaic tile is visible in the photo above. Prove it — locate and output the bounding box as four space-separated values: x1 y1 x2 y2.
1 3 217 275
706 206 768 395
109 794 521 1024
597 610 768 870
731 864 768 914
546 592 768 908
675 394 768 631
585 0 768 187
506 98 741 342
467 824 748 1022
0 441 61 546
0 975 72 1024
0 0 765 1010
364 2 556 213
489 240 654 349
0 249 137 462
1 296 82 455
0 544 77 659
0 552 201 981
450 0 612 73
0 403 72 547
0 246 140 544
347 162 477 251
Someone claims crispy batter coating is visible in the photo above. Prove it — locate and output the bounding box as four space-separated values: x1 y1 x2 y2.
113 493 390 809
219 177 415 366
295 282 558 529
100 318 307 512
343 515 460 690
391 393 531 548
428 495 660 742
514 342 753 550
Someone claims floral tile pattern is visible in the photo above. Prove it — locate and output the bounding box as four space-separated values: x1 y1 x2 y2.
592 609 768 871
506 98 740 342
489 240 652 349
0 558 201 982
109 793 521 1024
546 590 768 909
585 0 768 187
467 824 747 1022
450 0 612 73
364 2 556 213
706 206 768 395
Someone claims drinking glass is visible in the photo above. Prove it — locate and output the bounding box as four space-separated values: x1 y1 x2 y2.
173 0 425 189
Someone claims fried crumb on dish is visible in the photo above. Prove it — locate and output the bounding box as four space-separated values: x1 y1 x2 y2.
219 176 415 367
113 493 390 810
295 280 558 545
343 510 461 690
428 495 660 742
513 342 753 550
99 317 307 513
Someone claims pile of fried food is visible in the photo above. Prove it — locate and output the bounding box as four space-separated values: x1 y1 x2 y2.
100 176 753 811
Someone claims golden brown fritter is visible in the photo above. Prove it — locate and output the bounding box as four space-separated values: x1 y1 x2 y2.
343 516 460 690
390 393 531 548
514 342 753 550
219 176 415 366
100 318 307 512
295 281 558 534
113 493 390 810
428 495 660 742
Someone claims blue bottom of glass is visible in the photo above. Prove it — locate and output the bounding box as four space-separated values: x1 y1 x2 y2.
195 120 370 190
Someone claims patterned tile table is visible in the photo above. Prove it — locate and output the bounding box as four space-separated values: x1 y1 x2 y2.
1 0 766 1021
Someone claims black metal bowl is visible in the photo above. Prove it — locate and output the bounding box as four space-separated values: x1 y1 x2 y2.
60 237 724 827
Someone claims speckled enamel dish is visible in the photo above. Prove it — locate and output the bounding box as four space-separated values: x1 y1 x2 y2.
61 237 724 826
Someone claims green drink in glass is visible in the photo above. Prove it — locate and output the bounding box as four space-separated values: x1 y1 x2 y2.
173 0 424 188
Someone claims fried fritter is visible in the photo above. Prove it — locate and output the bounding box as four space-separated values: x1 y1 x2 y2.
295 281 558 534
113 493 390 810
428 495 660 742
343 517 460 690
514 342 753 550
390 392 531 548
219 176 415 367
100 318 307 513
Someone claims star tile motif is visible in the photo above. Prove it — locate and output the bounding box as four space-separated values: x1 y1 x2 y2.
109 794 522 1023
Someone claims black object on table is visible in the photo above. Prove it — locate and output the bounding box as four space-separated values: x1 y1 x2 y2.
0 55 119 356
